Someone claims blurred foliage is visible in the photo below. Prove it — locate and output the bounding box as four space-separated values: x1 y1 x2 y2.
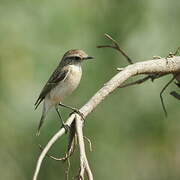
0 0 180 179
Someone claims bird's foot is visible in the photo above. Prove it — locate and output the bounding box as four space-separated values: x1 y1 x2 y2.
69 109 85 120
61 122 70 134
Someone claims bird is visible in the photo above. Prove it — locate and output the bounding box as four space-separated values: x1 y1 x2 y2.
35 49 94 136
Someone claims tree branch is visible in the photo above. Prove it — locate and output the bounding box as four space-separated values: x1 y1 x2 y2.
160 76 176 117
33 114 76 180
33 56 180 180
75 115 93 180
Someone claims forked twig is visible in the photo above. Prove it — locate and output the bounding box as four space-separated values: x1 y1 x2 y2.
97 33 133 64
98 34 179 117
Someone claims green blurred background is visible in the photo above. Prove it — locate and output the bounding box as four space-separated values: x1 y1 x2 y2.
0 0 180 179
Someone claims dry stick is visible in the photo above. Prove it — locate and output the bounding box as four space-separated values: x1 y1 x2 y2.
160 76 176 117
33 56 180 180
98 34 152 88
65 158 71 180
119 75 152 88
84 136 93 152
39 144 75 162
38 124 77 162
119 74 168 88
38 144 68 161
97 34 133 64
98 34 166 90
174 47 180 56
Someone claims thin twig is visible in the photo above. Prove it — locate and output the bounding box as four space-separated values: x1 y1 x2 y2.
119 75 151 88
97 33 133 64
65 157 71 180
119 74 167 88
119 72 174 117
38 121 77 162
174 47 180 56
84 136 93 152
38 144 69 161
160 76 176 117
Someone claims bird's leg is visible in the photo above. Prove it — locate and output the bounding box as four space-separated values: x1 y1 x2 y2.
55 107 69 133
59 103 85 120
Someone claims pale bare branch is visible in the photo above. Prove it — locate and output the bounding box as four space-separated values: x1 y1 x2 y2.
33 114 76 180
75 115 93 180
33 56 180 180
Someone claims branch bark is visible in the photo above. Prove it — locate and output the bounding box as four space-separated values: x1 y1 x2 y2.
75 115 93 180
33 56 180 180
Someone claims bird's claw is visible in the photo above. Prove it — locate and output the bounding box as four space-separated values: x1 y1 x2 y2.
61 123 70 134
69 109 85 120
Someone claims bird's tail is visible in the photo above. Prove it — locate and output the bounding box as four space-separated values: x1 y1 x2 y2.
36 103 48 136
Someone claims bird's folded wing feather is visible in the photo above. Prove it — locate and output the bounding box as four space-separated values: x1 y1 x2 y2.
34 67 69 109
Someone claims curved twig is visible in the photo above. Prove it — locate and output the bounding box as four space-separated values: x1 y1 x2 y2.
84 136 93 152
38 144 71 161
97 34 133 64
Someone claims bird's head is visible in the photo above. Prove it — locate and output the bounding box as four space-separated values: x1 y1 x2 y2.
61 49 94 65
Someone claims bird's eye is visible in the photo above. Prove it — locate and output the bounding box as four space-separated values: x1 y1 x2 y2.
74 56 81 60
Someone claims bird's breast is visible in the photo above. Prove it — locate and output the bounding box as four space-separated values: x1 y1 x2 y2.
49 65 82 104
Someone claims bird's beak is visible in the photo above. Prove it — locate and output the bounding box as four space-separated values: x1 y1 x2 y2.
84 56 94 60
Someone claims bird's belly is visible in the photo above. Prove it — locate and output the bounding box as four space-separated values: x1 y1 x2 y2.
49 66 82 104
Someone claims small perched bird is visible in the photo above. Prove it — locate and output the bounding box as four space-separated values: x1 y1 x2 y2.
35 49 93 136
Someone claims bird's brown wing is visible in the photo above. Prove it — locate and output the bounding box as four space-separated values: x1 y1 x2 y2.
34 67 69 109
